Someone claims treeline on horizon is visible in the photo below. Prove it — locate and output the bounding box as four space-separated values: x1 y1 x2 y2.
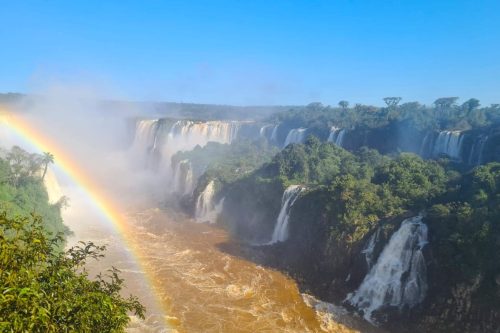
270 97 500 132
2 92 499 127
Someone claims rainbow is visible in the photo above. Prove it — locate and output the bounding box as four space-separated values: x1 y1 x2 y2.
0 108 169 328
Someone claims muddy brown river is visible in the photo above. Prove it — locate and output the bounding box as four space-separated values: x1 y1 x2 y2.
68 206 373 333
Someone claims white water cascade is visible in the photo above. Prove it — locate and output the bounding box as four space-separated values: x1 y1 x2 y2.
284 128 307 147
269 185 305 244
270 124 279 143
361 228 381 269
131 119 241 171
468 135 489 166
259 124 274 140
195 180 224 223
347 216 428 323
327 127 346 147
172 159 194 195
432 131 464 160
130 119 161 162
43 168 64 205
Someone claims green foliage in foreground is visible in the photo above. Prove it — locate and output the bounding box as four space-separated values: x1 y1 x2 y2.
0 213 145 332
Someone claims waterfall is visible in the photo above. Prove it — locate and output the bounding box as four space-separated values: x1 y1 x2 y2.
130 119 160 160
361 228 380 269
172 159 194 195
270 124 279 143
327 127 346 147
284 128 307 147
259 124 274 140
419 132 432 157
269 185 305 244
432 131 464 160
43 168 64 205
131 119 241 172
195 181 224 223
347 216 428 323
468 135 489 166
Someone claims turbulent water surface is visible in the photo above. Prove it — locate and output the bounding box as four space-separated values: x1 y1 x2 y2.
69 204 367 333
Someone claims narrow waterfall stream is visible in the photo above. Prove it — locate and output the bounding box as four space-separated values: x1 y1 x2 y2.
327 127 347 147
284 128 308 147
269 185 305 244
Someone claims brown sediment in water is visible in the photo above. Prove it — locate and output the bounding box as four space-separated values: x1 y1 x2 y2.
123 208 363 333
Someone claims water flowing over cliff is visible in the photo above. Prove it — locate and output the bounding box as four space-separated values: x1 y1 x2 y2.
43 168 64 205
270 124 279 143
284 128 308 147
468 135 489 166
130 119 161 163
432 131 464 160
195 180 224 223
347 216 428 323
269 185 305 244
327 127 346 147
131 119 242 169
172 159 194 195
259 124 275 140
361 228 381 270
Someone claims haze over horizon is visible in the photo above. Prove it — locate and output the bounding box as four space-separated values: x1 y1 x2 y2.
1 0 499 106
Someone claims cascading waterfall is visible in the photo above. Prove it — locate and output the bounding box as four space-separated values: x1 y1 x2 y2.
468 135 489 166
347 216 428 323
130 119 160 161
43 168 64 205
168 120 240 145
361 228 380 269
327 127 346 147
284 128 307 147
419 132 432 157
172 159 194 195
270 124 279 143
432 130 464 160
131 119 241 173
269 185 305 244
259 124 275 140
195 180 224 223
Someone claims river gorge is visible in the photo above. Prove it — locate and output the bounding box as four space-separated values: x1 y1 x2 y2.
66 202 375 333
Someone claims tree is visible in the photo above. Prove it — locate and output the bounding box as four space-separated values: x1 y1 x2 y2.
306 102 324 111
41 152 54 181
338 100 349 109
461 98 481 113
0 213 145 332
434 97 459 109
383 97 402 107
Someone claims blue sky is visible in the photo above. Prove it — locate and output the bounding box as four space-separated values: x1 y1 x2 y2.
0 0 499 106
